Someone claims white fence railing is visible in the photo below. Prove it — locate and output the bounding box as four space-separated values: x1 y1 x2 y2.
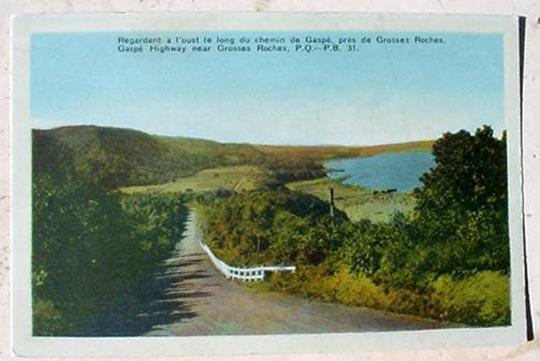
199 241 296 282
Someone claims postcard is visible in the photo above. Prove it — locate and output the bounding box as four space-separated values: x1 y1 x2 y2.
11 12 525 357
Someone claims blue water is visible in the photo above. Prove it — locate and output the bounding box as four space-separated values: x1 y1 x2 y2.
325 151 434 193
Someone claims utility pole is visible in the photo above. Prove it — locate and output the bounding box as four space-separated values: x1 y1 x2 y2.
329 187 335 226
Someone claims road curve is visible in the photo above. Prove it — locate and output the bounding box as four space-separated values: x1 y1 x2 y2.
81 210 441 336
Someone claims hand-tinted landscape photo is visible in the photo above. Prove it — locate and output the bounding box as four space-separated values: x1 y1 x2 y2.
31 31 510 336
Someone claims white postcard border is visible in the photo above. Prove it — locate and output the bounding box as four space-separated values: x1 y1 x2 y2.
11 12 526 357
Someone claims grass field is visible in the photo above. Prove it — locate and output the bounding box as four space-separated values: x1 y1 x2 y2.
287 177 416 223
121 165 262 194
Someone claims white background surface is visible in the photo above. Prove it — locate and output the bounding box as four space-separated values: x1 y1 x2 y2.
1 1 539 360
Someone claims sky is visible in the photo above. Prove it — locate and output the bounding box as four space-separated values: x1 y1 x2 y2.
31 31 505 146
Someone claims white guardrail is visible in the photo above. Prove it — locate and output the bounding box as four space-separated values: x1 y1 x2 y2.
199 241 296 282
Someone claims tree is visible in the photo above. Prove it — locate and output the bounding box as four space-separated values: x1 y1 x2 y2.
412 126 509 274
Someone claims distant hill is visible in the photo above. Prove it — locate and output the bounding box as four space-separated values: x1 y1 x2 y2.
255 140 434 162
33 125 433 190
33 126 265 190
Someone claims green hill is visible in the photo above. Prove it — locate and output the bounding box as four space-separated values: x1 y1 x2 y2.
33 125 434 191
33 126 266 190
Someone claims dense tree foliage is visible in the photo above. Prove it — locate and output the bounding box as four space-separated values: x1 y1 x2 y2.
199 126 510 326
413 127 509 274
33 181 189 334
32 132 189 335
199 190 347 266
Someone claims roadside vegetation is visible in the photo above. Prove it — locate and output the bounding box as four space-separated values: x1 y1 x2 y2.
198 127 510 326
32 132 189 335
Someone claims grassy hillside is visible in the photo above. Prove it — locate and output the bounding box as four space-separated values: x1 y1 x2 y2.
34 126 434 192
34 126 265 189
287 178 416 222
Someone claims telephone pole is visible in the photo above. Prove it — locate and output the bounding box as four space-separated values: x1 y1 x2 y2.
329 187 335 226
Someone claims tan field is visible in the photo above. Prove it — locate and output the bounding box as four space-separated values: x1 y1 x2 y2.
287 177 416 223
121 165 262 194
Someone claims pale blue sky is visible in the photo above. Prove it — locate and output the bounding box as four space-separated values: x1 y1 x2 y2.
31 31 504 145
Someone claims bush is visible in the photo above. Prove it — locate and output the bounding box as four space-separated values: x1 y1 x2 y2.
33 299 63 336
431 271 510 326
270 265 389 310
384 288 433 317
32 178 189 335
328 268 389 309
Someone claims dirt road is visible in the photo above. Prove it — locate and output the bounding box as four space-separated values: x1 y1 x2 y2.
82 210 440 336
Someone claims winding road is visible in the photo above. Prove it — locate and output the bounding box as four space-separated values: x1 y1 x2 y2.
81 210 441 336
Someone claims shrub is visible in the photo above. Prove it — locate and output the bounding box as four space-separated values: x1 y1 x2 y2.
33 299 63 336
330 268 389 309
273 266 389 310
384 288 433 317
430 271 510 326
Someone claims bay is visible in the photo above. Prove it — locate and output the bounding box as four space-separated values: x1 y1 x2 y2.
325 150 434 193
